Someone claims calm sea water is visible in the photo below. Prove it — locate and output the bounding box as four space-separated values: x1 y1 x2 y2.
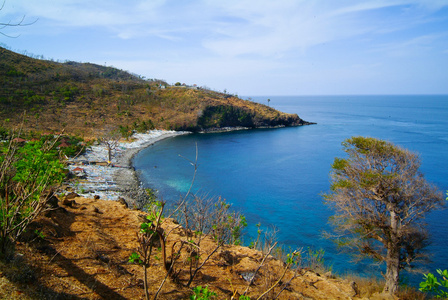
133 95 448 283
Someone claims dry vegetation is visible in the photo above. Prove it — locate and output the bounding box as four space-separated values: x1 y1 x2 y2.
0 47 310 138
0 195 370 300
1 47 433 300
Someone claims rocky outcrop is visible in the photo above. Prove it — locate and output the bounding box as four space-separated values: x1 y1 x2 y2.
197 104 314 132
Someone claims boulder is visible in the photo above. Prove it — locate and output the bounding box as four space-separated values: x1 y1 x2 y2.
46 194 60 209
65 192 79 200
62 199 76 207
117 197 128 208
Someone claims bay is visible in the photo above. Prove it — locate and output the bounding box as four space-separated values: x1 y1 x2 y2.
133 95 448 283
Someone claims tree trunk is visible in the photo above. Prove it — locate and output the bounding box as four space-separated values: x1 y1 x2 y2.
383 246 400 294
143 263 149 300
383 210 400 294
107 146 112 163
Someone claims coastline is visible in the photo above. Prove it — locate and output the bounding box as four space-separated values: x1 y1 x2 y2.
198 122 316 134
66 124 314 206
67 130 190 206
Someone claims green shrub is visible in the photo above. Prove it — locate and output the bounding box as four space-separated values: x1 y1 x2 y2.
419 269 448 298
190 285 217 300
0 137 65 259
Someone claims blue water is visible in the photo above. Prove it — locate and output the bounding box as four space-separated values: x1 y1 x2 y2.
133 95 448 283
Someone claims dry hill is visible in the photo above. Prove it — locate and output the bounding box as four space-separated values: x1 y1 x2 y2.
0 195 363 300
0 47 312 137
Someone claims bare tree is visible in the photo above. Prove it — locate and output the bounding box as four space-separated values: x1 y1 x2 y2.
0 0 37 38
323 136 445 295
98 126 121 163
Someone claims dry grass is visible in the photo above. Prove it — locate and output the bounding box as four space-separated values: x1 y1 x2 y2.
1 47 307 137
0 196 372 300
344 274 384 298
342 273 432 300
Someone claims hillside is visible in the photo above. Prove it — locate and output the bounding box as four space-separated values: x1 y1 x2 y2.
0 47 312 137
0 195 361 300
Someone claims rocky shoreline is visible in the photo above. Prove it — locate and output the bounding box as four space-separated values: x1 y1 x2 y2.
198 122 316 133
67 130 190 207
66 124 316 207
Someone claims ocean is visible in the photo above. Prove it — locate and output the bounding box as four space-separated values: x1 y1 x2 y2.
132 95 448 284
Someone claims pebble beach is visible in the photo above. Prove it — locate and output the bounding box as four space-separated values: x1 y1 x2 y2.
67 130 189 203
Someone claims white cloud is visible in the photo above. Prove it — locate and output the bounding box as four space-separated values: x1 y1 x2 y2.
6 0 448 50
3 0 448 94
369 32 448 57
199 0 448 58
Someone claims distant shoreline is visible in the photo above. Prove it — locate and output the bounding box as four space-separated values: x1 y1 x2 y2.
199 123 316 133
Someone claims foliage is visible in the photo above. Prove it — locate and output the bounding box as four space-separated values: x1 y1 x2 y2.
179 195 247 247
128 252 142 264
128 194 166 300
129 147 250 298
323 136 445 295
419 269 448 298
190 285 217 300
119 125 133 139
0 126 9 140
56 135 86 157
12 142 65 184
303 248 328 273
0 135 65 259
197 105 254 128
0 46 306 136
172 193 248 288
119 120 155 139
133 119 155 133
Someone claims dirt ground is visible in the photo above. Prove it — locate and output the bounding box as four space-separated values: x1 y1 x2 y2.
0 196 363 300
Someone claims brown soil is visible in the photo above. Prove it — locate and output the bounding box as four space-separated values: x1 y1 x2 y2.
0 196 363 300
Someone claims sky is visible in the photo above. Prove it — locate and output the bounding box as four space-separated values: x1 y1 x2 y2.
1 0 448 96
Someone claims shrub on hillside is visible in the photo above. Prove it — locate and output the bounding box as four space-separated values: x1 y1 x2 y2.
0 135 65 259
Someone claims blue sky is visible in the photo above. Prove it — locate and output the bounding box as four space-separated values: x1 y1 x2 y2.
1 0 448 96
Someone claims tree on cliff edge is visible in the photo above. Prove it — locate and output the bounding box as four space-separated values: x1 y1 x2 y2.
323 136 445 295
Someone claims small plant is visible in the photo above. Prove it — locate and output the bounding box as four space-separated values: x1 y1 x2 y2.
0 131 65 259
128 252 142 264
34 229 46 240
419 269 448 298
229 214 247 245
128 195 166 300
190 285 217 300
303 247 328 273
179 195 247 287
130 147 249 297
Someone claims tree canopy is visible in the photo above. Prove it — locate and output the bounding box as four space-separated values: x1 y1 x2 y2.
324 136 445 294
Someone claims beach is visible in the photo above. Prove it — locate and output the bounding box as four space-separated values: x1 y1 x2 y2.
67 130 189 206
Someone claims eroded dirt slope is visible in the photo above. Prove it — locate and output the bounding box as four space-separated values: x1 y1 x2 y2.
1 196 360 299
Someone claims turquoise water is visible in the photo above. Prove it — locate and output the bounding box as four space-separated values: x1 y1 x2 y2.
133 95 448 282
